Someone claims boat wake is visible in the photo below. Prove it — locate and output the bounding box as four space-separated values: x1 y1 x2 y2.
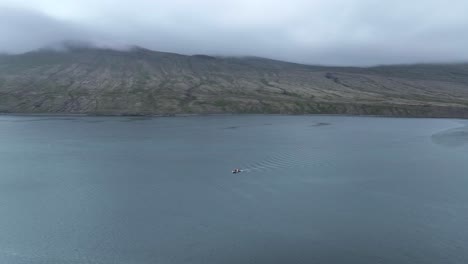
240 146 332 173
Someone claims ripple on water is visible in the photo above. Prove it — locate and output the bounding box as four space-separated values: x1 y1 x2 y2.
431 126 468 147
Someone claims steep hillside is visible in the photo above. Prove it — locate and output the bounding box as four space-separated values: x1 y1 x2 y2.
1 46 468 117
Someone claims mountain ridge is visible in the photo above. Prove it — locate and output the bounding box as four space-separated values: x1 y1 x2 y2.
1 46 468 117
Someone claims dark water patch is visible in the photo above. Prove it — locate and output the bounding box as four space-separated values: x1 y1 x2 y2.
79 119 107 123
222 123 273 130
310 122 331 127
222 126 240 129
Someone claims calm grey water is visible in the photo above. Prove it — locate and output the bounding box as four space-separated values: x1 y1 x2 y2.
1 115 468 264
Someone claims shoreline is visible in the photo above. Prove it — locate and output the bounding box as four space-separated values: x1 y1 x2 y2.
0 112 466 121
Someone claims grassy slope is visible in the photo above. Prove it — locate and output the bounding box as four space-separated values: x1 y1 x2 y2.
1 47 468 117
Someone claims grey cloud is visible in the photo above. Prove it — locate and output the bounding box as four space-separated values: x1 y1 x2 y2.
0 8 90 53
1 0 468 66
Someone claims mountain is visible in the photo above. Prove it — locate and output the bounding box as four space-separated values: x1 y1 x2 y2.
1 46 468 117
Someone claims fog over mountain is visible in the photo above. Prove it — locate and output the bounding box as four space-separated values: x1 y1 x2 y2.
1 0 468 66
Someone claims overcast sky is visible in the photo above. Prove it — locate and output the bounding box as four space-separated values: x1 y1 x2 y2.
1 0 467 65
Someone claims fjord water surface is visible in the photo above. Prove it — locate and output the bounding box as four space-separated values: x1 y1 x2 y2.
1 115 468 264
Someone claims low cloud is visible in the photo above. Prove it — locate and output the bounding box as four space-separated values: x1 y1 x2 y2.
1 0 468 66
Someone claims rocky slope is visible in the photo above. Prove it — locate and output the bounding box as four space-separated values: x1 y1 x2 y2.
1 46 468 117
